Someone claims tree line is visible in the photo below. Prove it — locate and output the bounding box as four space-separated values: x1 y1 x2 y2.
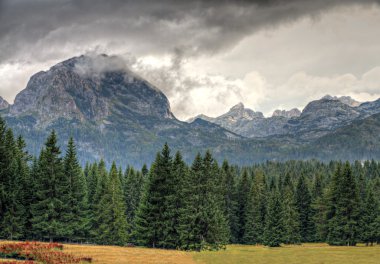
0 117 379 250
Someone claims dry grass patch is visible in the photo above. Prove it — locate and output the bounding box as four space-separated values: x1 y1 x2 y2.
2 241 379 264
192 243 380 264
64 244 195 264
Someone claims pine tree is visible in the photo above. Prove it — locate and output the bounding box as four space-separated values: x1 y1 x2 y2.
281 174 301 244
161 151 187 248
221 160 239 243
124 167 144 238
263 189 283 247
1 130 26 240
327 162 359 246
236 169 251 243
31 130 66 242
178 153 203 250
360 185 379 246
61 137 89 241
295 174 313 242
134 145 172 248
91 160 109 241
243 169 267 244
96 162 128 245
178 151 228 251
312 188 330 242
0 117 7 236
201 151 229 250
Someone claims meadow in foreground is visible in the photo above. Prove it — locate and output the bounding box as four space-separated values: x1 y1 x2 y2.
2 242 378 264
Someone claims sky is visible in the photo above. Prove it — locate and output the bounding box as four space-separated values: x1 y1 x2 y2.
0 0 380 120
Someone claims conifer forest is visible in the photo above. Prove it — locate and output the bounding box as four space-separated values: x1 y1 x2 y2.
0 116 379 251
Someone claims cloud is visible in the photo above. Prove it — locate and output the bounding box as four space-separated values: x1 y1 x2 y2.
133 56 380 119
1 0 379 64
0 0 380 119
73 53 130 78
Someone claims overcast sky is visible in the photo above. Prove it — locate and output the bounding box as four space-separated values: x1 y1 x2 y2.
0 0 380 120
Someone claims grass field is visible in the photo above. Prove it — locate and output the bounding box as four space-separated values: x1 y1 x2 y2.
1 242 379 264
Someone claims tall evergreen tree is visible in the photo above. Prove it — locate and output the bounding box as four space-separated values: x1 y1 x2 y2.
360 185 379 246
243 169 267 244
178 152 228 251
124 167 144 237
236 169 251 243
327 162 359 246
96 162 128 245
221 160 239 243
296 174 313 242
134 144 173 248
281 174 301 244
1 130 26 240
61 137 89 241
162 151 187 248
263 189 283 247
0 117 7 234
31 130 66 242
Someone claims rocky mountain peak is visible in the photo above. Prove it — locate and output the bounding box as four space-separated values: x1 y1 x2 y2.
223 102 263 121
9 54 175 125
272 108 301 118
230 102 245 111
322 95 361 107
0 96 9 110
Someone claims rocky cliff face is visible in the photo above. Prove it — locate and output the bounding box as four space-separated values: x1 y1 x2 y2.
3 54 241 166
9 55 174 126
2 54 380 166
272 108 301 118
188 103 264 134
190 97 380 139
0 96 9 110
322 95 361 107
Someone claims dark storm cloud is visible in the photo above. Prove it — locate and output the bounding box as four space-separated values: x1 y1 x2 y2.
0 0 379 64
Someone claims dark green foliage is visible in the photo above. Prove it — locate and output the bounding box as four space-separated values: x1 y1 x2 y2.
221 161 239 243
296 174 314 242
263 189 283 247
0 116 379 249
178 151 229 251
124 167 144 237
360 185 379 245
61 138 90 241
236 169 251 243
281 175 301 244
31 130 66 241
243 170 267 244
96 162 128 245
134 144 173 248
1 130 27 240
327 163 360 246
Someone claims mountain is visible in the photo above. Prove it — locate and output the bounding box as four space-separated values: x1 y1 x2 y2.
190 97 380 139
2 54 380 166
187 103 270 137
3 54 242 166
312 112 380 160
272 108 301 118
0 96 9 110
322 95 361 107
187 102 263 127
9 55 174 125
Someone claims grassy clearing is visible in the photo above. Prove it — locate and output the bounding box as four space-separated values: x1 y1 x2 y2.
63 244 194 264
193 244 380 264
1 242 379 264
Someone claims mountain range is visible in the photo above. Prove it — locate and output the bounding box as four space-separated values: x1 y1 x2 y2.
1 54 379 167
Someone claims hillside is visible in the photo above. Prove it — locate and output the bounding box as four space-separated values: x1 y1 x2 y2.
1 54 380 166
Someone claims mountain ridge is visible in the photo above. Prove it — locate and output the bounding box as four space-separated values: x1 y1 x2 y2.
1 54 380 166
